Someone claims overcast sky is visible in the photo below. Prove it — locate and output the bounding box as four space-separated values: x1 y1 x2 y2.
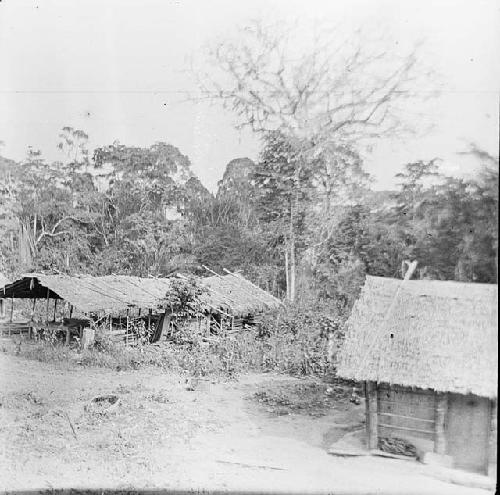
0 0 498 191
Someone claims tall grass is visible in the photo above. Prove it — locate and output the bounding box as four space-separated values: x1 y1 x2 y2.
10 302 347 379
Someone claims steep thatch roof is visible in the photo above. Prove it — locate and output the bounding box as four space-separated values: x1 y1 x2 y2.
337 276 498 398
0 272 281 317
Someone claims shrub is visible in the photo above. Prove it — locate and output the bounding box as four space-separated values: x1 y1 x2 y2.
11 300 348 379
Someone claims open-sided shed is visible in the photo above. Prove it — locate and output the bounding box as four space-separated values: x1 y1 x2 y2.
0 271 281 343
337 275 498 474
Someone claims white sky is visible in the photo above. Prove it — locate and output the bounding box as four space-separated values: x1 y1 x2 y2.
0 0 499 191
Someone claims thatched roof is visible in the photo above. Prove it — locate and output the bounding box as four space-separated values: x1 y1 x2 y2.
201 272 281 315
0 272 281 317
337 276 498 398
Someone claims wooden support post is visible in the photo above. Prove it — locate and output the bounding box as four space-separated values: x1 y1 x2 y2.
434 392 448 455
126 309 129 345
53 299 58 322
45 288 50 325
65 327 70 345
366 381 379 450
10 295 14 323
147 309 151 333
31 298 36 320
8 296 14 336
69 305 74 319
487 400 496 476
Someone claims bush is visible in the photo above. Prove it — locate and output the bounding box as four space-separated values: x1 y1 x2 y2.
11 301 348 379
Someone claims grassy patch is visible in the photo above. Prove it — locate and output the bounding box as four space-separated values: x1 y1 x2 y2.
252 381 353 417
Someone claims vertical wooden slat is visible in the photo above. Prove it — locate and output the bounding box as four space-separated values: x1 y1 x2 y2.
366 381 379 450
434 392 448 454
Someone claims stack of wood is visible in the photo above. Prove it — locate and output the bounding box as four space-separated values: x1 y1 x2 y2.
378 436 417 457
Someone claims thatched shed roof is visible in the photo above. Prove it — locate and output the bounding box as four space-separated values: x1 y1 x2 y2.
201 272 281 315
0 272 281 317
337 276 498 398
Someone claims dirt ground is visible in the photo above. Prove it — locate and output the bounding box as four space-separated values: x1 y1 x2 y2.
0 351 494 494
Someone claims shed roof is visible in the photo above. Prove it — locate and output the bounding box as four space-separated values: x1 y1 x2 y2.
337 276 498 398
201 272 281 316
0 272 281 317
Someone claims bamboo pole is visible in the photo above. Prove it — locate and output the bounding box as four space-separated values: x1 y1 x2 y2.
202 265 223 278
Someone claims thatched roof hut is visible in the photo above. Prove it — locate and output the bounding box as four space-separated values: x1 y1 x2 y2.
337 275 497 474
338 275 498 398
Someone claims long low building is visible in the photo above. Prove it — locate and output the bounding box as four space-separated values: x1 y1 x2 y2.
0 271 282 343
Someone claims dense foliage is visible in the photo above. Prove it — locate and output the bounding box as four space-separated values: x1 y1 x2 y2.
0 128 498 311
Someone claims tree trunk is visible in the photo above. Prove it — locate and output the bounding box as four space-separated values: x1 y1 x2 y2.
290 233 296 302
289 197 297 302
285 247 290 301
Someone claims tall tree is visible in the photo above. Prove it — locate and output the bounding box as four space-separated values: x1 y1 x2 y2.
92 142 203 275
198 20 430 299
252 131 316 300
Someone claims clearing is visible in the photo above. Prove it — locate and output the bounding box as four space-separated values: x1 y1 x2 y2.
0 352 493 494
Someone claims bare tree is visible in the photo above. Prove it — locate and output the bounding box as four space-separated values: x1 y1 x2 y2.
198 21 431 145
196 20 433 300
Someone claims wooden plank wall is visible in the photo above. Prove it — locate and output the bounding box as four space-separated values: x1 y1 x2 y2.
377 384 436 451
446 393 492 473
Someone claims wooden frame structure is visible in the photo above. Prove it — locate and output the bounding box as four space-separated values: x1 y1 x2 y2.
0 270 281 346
337 276 497 474
364 381 496 474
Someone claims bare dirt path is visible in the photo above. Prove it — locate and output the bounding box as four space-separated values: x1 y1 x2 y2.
0 353 492 494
